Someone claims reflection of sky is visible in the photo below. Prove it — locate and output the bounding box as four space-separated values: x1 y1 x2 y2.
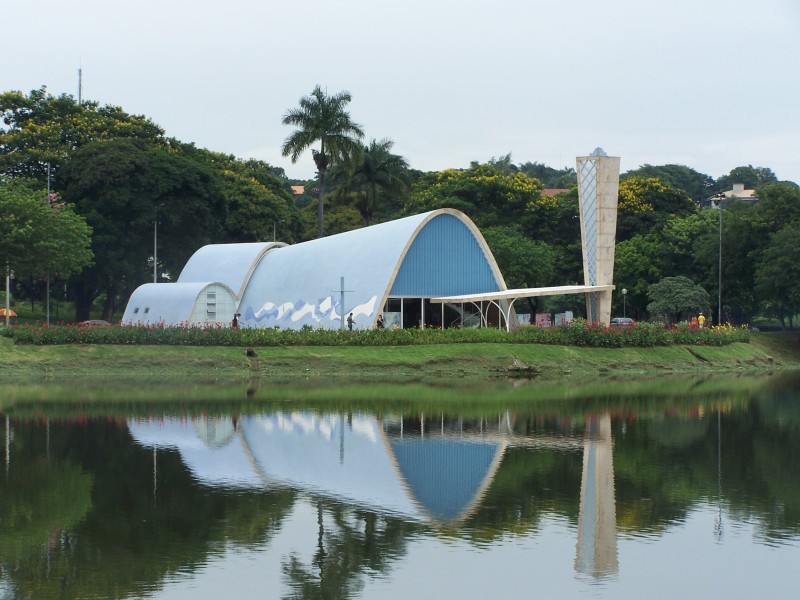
147 501 800 600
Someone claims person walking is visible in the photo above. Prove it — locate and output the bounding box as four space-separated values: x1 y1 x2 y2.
347 312 355 330
376 314 384 329
698 312 705 329
231 313 240 329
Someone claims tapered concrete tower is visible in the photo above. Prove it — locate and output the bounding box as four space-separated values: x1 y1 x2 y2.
576 149 620 325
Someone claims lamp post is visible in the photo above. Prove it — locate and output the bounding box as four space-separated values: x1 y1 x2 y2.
153 214 158 283
711 194 725 326
273 219 284 242
153 203 164 283
622 288 627 319
4 266 14 328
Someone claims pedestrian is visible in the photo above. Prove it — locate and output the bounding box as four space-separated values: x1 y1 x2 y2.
232 313 240 330
347 312 355 330
698 312 705 329
376 314 384 329
691 315 698 328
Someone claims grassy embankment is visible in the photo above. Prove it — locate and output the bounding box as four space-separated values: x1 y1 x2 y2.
0 332 798 411
1 330 797 384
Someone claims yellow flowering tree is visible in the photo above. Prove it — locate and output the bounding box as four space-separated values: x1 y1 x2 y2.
405 163 549 230
0 87 164 183
617 176 696 241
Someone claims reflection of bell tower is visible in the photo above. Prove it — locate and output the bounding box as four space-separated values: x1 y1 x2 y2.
575 413 618 577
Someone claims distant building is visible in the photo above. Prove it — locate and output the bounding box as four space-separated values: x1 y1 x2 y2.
542 188 570 197
290 185 305 195
708 183 758 207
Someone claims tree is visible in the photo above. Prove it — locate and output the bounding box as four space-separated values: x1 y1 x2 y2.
330 138 410 225
517 161 577 188
60 138 224 320
753 181 800 230
716 165 777 191
693 202 765 324
646 276 711 324
658 211 718 283
297 203 364 240
405 163 546 231
281 86 364 239
0 179 93 291
613 233 663 319
482 225 555 315
186 149 300 243
616 176 696 242
755 224 800 329
0 87 164 184
622 164 714 204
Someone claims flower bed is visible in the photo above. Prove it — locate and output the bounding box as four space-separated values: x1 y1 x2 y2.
1 319 750 347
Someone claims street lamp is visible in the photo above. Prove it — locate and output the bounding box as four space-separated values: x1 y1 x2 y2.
273 218 285 242
153 203 165 283
4 266 14 328
711 193 725 326
622 288 627 319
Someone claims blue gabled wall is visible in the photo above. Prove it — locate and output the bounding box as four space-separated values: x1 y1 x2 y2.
390 213 501 297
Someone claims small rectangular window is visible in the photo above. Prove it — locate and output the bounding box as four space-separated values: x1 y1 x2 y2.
133 307 139 314
144 307 150 314
207 292 216 300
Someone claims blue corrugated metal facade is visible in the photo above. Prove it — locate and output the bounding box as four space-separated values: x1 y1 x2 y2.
391 214 501 296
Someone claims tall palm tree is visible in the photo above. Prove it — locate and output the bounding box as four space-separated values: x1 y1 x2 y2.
330 138 410 225
281 86 364 238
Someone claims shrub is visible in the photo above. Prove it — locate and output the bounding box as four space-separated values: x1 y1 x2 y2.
1 319 750 347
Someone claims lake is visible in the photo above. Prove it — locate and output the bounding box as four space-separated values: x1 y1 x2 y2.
2 371 799 599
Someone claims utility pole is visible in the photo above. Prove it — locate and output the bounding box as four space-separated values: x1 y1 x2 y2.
334 277 353 330
46 163 51 325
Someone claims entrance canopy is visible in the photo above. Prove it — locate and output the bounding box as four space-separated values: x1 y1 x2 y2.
431 284 615 331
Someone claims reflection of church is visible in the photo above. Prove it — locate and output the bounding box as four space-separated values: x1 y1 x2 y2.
128 411 618 575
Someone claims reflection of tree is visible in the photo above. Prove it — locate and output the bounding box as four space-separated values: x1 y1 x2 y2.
0 458 93 559
282 499 421 600
1 419 296 599
466 447 583 540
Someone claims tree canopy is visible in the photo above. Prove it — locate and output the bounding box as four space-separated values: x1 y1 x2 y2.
60 138 224 319
0 179 93 282
0 87 164 183
647 276 711 324
329 138 411 226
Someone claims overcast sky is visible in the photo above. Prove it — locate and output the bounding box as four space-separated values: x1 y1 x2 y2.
5 0 799 186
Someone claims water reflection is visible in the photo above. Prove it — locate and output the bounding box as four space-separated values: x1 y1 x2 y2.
576 414 618 577
2 375 800 599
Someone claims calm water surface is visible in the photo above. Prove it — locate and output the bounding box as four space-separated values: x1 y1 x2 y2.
2 373 799 599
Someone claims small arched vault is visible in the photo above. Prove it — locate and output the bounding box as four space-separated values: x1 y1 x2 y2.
122 282 237 326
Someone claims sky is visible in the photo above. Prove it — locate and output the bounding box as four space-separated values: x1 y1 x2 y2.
4 0 800 185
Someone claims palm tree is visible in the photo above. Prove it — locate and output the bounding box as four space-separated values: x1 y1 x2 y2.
281 86 364 238
330 138 410 226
